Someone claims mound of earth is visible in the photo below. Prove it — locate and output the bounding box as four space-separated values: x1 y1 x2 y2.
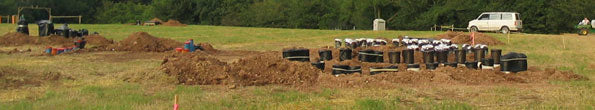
161 53 232 85
85 34 114 46
0 66 69 89
435 31 504 45
0 32 74 46
162 52 321 86
162 20 187 26
107 32 181 52
149 18 164 23
229 52 320 86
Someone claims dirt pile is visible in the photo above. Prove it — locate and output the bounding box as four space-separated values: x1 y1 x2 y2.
85 34 114 46
0 66 69 89
162 53 232 85
162 20 187 26
229 52 320 86
435 31 504 45
162 52 321 86
149 18 164 23
107 32 181 52
0 32 74 46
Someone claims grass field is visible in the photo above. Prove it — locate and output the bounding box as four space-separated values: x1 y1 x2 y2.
0 24 594 109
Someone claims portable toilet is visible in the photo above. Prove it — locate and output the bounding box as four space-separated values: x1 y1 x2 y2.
373 19 386 31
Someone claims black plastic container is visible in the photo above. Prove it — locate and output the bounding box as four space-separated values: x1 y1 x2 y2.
500 61 510 72
473 49 486 62
311 62 325 70
282 49 310 62
426 63 439 70
332 65 349 75
436 51 448 64
481 58 494 67
392 40 399 46
349 66 362 74
37 20 54 36
370 66 398 75
456 50 466 64
375 51 384 63
388 51 401 64
465 61 478 69
16 16 29 35
318 50 332 61
422 51 435 64
339 48 352 61
69 30 79 38
444 62 458 68
491 49 502 65
402 49 415 64
501 52 528 73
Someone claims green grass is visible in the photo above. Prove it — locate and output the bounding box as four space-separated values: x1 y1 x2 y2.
0 24 594 109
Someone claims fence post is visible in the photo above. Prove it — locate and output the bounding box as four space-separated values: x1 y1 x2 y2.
78 16 82 24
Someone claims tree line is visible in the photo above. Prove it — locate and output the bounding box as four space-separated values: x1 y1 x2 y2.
0 0 593 34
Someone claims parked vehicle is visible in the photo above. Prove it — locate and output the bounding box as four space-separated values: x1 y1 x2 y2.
467 12 522 34
576 19 594 36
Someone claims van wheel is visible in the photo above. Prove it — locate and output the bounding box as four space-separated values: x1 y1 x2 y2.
470 26 478 32
500 27 510 34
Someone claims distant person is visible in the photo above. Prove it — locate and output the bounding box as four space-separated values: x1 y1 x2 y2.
579 18 590 25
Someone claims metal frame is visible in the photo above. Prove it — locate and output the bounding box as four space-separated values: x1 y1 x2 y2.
17 6 52 20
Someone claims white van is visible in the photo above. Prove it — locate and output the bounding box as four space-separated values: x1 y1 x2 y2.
467 12 522 34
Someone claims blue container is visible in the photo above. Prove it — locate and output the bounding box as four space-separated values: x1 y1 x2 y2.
45 47 52 54
188 39 195 52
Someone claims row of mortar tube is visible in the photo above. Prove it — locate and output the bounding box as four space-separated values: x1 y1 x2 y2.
175 39 196 53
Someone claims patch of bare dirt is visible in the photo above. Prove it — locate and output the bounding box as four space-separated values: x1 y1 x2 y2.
162 20 187 26
0 66 70 89
149 18 164 23
436 31 504 45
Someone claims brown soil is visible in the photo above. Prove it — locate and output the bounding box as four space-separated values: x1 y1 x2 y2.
161 52 233 85
162 51 321 87
85 34 114 46
0 66 69 89
105 32 182 52
0 32 75 46
229 52 320 86
162 20 187 26
162 46 587 88
149 18 164 23
436 31 504 45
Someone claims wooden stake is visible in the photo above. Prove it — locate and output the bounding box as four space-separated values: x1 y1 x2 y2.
562 35 566 49
507 32 511 43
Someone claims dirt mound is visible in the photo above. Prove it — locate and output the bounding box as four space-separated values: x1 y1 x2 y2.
0 32 74 46
162 52 320 86
435 31 504 45
162 53 232 85
198 43 217 53
229 52 320 86
108 32 181 52
0 66 69 89
85 34 114 46
162 20 187 26
149 18 164 23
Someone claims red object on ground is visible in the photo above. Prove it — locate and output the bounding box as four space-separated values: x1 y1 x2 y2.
175 48 183 52
471 32 476 45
